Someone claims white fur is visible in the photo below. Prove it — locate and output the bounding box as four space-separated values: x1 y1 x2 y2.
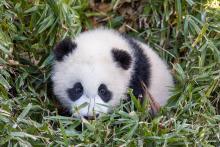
52 28 173 118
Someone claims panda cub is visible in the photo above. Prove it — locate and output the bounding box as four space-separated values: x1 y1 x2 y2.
52 28 173 119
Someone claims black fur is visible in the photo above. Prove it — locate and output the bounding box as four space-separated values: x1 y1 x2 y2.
112 49 132 70
53 38 77 61
98 84 112 102
67 82 84 102
123 35 151 100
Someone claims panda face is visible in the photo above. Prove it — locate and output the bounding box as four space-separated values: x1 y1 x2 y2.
52 29 134 119
66 82 112 118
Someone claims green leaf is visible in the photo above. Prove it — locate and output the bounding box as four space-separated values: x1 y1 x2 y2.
17 103 32 122
10 132 38 140
0 74 11 90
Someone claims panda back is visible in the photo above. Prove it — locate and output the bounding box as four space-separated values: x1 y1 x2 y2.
135 40 174 105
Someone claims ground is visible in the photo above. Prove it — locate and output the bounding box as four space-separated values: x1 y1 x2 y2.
0 0 219 146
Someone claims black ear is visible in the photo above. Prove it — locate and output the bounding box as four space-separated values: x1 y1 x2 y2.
112 48 132 70
53 38 77 61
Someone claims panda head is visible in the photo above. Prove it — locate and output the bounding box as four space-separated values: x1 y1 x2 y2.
52 29 134 119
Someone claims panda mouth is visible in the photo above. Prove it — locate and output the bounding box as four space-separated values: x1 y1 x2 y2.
83 114 99 120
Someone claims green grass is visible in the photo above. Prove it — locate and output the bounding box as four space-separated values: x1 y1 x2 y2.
0 0 220 146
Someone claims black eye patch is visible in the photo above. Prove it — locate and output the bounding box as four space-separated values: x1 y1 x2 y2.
67 82 83 101
98 84 112 102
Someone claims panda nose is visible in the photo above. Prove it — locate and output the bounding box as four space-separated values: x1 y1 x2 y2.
84 114 99 120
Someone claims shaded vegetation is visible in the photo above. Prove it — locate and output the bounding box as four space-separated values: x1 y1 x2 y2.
0 0 219 146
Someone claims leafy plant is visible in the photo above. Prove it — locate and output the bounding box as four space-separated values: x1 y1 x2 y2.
0 0 219 146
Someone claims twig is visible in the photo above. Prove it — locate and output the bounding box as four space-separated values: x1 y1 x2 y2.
141 81 161 116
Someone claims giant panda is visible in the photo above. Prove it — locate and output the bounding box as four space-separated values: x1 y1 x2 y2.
52 28 173 119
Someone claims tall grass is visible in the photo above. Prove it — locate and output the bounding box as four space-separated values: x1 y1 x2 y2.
0 0 219 146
